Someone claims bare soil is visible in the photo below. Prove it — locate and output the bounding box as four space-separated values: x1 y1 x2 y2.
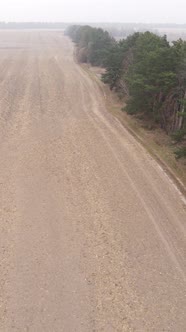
0 31 186 332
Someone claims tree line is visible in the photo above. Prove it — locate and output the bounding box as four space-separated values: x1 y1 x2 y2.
66 25 186 159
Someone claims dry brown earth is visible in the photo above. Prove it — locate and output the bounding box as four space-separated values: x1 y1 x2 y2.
0 31 186 331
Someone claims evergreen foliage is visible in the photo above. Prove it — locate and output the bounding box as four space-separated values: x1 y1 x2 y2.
66 25 115 66
67 26 186 159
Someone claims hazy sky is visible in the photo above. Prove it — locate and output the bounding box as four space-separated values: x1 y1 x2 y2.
0 0 186 23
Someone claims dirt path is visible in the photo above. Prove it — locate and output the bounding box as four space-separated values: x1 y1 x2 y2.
0 31 186 332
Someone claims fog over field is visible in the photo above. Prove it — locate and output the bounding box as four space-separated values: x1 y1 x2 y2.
0 0 186 23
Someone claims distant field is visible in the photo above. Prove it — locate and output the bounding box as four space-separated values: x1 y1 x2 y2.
156 28 186 41
0 22 186 42
87 23 186 41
